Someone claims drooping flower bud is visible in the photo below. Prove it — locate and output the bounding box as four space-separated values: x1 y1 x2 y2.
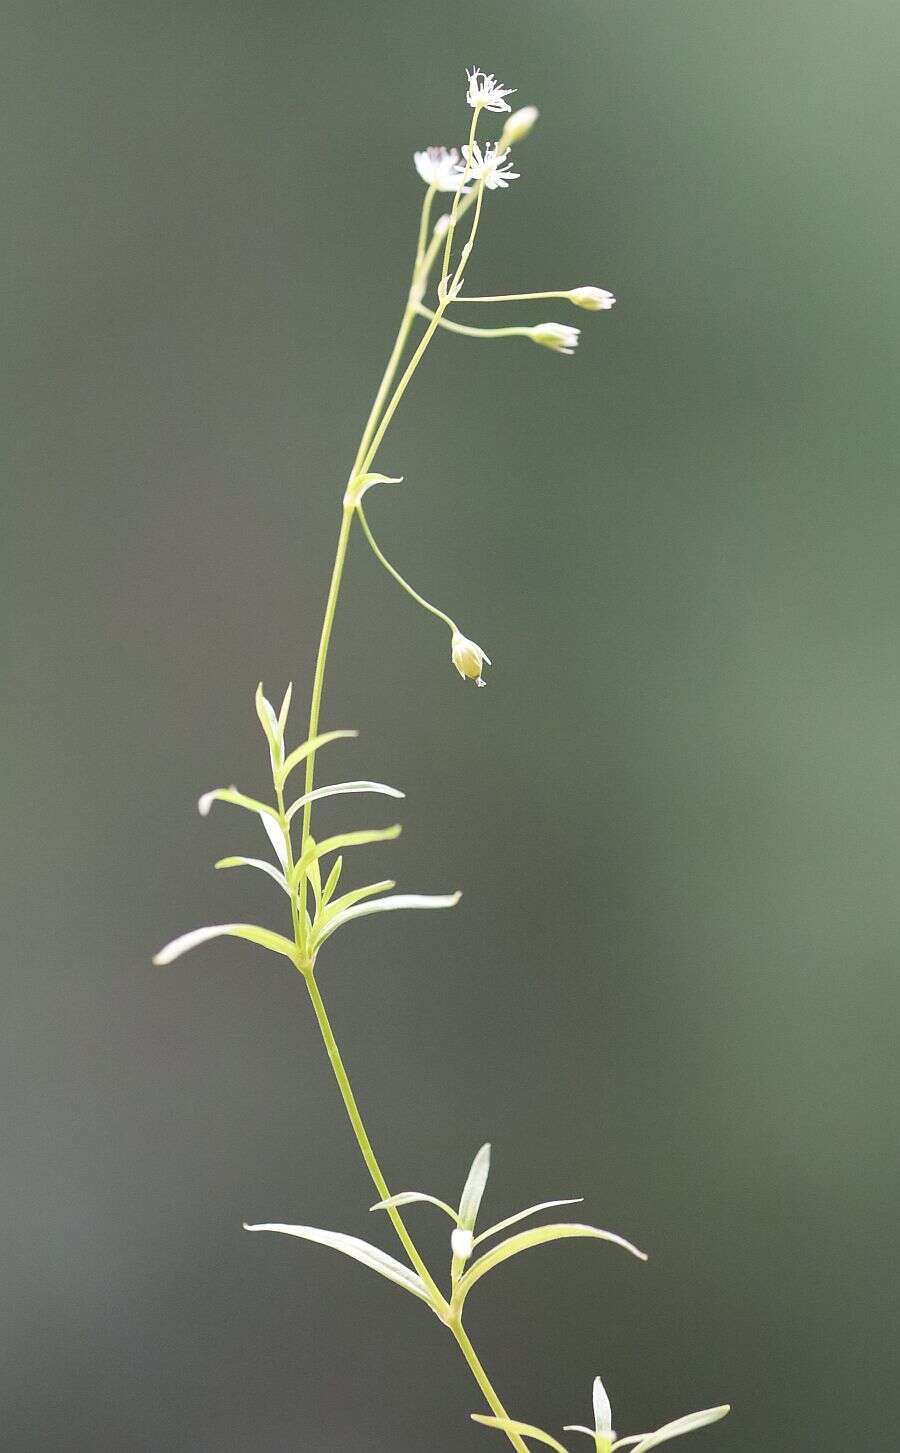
568 285 616 311
451 629 492 686
528 322 581 355
500 104 539 147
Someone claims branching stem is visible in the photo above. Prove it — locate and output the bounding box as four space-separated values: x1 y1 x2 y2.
289 116 529 1452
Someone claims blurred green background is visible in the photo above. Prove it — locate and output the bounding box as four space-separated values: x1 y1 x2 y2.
3 1 899 1448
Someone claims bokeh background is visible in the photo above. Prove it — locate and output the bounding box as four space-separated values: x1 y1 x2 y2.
4 2 899 1448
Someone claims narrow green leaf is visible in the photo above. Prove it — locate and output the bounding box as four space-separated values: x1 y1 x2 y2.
311 891 460 951
285 780 405 822
197 786 278 822
319 879 394 920
456 1223 647 1303
370 1192 460 1223
277 682 293 734
255 682 283 766
280 729 358 785
260 810 289 870
474 1199 583 1248
471 1415 569 1453
343 471 404 507
458 1143 492 1233
214 856 289 893
321 855 343 906
305 838 323 909
621 1408 730 1453
289 826 402 889
243 1222 432 1305
153 923 297 966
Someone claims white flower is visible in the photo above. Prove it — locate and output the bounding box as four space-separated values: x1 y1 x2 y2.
568 286 616 311
466 67 515 113
461 141 519 191
451 629 492 686
413 146 468 193
529 322 581 355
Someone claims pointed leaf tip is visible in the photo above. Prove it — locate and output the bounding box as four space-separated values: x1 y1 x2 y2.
627 1406 730 1453
242 1222 432 1305
458 1142 492 1232
153 922 297 966
471 1415 569 1453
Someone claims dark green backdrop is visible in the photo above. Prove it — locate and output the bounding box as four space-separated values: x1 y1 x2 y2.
4 2 898 1449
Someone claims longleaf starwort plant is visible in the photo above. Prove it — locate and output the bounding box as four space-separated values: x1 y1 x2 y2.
155 69 731 1450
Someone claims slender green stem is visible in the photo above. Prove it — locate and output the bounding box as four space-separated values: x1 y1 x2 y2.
453 290 571 304
416 183 437 270
303 970 447 1309
357 176 487 478
449 1319 531 1453
414 303 532 341
357 501 457 632
292 124 529 1453
442 106 482 283
299 504 354 925
304 969 529 1453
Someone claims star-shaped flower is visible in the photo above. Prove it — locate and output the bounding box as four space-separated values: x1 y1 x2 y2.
461 140 519 191
466 67 516 113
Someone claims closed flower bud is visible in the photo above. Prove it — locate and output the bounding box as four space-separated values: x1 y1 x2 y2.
500 104 540 147
451 629 492 686
451 1227 474 1261
568 285 616 311
529 321 581 355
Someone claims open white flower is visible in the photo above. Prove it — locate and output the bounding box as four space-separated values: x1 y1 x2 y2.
413 146 468 193
466 67 515 113
473 1372 729 1453
461 141 519 191
529 322 581 355
568 286 616 311
451 629 492 686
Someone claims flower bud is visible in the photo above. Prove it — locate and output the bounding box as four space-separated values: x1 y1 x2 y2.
529 322 580 355
568 285 616 311
433 213 452 240
451 1227 474 1261
500 104 539 147
451 628 491 686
